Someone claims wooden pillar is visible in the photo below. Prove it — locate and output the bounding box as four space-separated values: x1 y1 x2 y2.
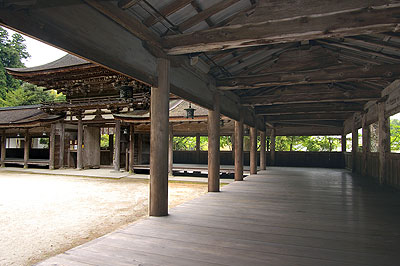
195 133 200 164
250 127 257 174
77 116 83 170
352 115 358 173
378 102 389 184
137 133 142 164
270 128 276 166
59 122 65 168
362 114 370 177
1 131 6 167
260 130 266 170
208 92 220 192
129 124 134 173
23 129 30 169
231 133 235 164
113 120 121 171
49 123 56 170
234 116 243 181
341 134 347 152
109 134 114 165
150 58 170 216
168 123 173 176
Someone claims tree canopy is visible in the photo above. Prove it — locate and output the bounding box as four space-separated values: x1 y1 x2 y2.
0 27 64 107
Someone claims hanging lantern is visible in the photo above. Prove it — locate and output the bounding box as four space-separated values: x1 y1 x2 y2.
244 127 250 135
123 128 128 135
185 103 196 119
42 131 47 136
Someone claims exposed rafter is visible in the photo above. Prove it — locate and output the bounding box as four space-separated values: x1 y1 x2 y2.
163 4 400 54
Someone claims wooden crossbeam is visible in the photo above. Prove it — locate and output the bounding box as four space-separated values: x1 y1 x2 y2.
217 64 400 89
177 0 240 32
274 120 345 128
255 102 365 115
163 4 400 54
143 0 193 27
264 113 350 122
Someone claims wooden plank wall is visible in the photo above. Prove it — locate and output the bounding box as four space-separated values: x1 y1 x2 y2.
345 152 400 189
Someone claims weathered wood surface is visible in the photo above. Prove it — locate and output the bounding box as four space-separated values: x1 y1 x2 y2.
208 93 220 192
36 167 400 266
234 117 244 181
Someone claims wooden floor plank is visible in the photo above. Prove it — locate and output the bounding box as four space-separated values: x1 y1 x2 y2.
36 167 400 266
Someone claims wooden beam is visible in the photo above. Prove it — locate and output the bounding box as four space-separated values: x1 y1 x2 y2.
352 114 358 173
270 128 276 166
218 64 400 90
129 124 134 173
242 89 381 106
117 0 139 10
255 102 364 115
114 120 121 171
265 113 351 122
150 58 170 216
163 4 400 54
1 132 5 167
208 92 220 192
177 0 240 32
23 129 30 169
250 126 257 174
49 123 56 170
234 115 244 181
0 1 263 130
168 123 173 175
378 101 390 184
260 130 266 170
143 0 193 27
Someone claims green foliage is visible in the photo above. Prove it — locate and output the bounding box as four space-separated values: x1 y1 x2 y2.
101 134 109 148
173 136 196 150
220 136 232 151
276 136 341 152
391 118 400 152
0 27 64 106
0 82 65 107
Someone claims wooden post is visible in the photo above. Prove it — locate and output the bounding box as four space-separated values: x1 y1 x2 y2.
109 133 114 165
113 120 121 171
250 127 257 174
23 129 30 169
270 128 276 166
208 92 220 192
378 102 389 184
362 114 370 177
195 133 200 164
129 124 134 173
150 58 170 216
1 131 6 167
231 133 235 164
234 115 243 181
49 123 56 170
341 134 347 152
59 122 65 168
137 133 142 164
168 123 173 176
352 115 358 173
260 130 266 170
77 116 83 170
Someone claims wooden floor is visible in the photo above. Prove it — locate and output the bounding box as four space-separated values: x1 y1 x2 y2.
36 167 400 266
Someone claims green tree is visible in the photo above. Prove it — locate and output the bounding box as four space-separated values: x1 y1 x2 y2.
0 27 30 98
391 118 400 152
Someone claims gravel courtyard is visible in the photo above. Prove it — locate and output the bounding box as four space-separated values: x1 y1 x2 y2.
0 171 208 266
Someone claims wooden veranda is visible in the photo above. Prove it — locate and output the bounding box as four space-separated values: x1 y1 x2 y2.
1 0 400 264
36 167 400 266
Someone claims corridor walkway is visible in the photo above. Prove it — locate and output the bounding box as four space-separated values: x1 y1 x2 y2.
37 167 400 266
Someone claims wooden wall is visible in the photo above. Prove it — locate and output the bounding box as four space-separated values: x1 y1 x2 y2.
174 151 344 168
345 152 400 189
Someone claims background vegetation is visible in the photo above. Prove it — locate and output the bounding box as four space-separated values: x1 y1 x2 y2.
0 27 64 107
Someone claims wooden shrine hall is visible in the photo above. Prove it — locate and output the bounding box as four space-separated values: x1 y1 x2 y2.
2 1 400 265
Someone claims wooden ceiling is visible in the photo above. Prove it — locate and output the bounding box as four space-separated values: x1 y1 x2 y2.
2 0 400 133
110 0 400 131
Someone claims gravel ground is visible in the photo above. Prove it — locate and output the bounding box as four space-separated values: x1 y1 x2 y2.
0 171 207 266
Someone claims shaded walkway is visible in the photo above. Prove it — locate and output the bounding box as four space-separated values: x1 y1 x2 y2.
37 167 400 266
